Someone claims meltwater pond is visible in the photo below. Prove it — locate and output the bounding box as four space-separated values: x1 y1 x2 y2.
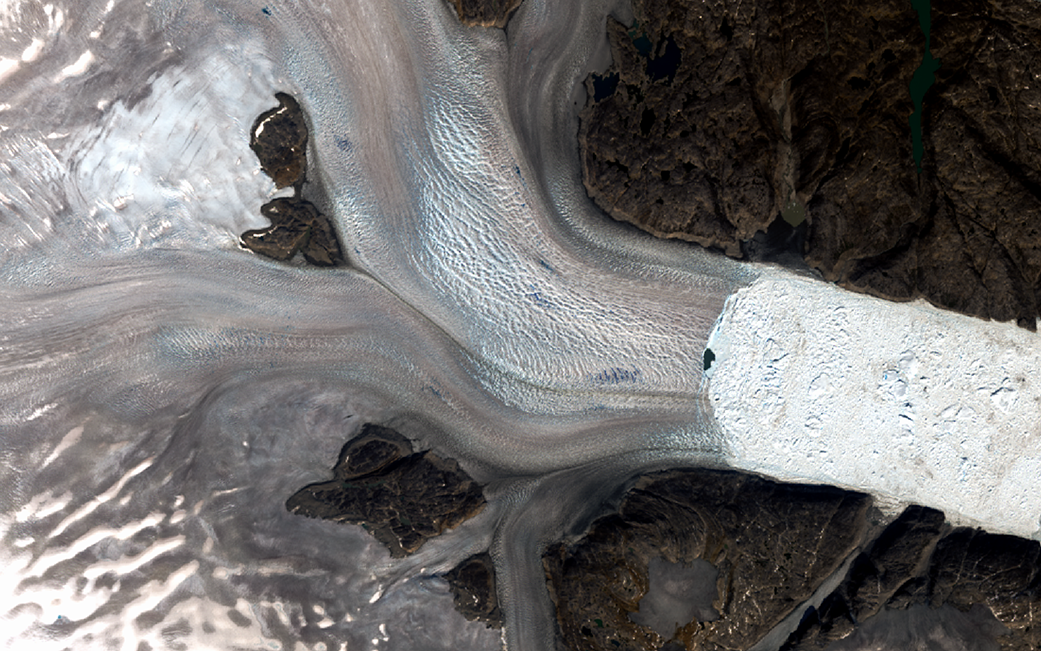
1 0 1040 650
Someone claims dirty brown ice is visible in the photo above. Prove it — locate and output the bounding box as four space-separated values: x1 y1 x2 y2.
286 424 487 558
241 92 343 266
581 0 1041 328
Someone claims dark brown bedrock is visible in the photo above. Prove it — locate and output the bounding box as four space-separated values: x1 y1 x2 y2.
286 424 486 558
443 552 503 628
544 469 872 651
545 469 1041 651
287 425 503 629
242 93 343 267
783 508 1041 651
444 0 523 28
250 93 309 192
580 0 1041 329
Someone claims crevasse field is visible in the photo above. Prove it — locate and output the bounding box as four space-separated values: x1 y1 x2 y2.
1 0 1038 649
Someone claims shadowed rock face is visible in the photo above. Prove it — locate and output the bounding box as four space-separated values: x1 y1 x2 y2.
444 0 523 28
241 197 343 266
581 0 1041 328
241 93 343 266
543 469 871 651
920 530 1041 651
783 507 1041 651
443 553 502 628
286 424 487 558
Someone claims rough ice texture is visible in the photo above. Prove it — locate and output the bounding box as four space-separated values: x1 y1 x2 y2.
709 271 1041 539
3 0 1041 649
0 0 742 649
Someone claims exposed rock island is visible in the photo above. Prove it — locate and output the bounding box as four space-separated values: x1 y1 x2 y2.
241 93 343 266
286 424 500 629
444 0 523 27
286 424 486 558
544 469 871 651
444 552 503 628
783 506 1041 651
